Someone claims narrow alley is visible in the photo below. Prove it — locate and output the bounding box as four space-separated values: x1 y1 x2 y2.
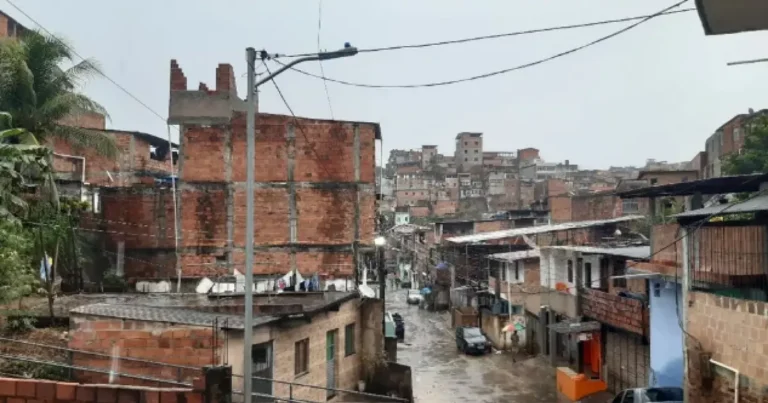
386 289 557 403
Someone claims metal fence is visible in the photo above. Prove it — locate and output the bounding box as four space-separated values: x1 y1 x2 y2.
687 225 768 301
231 374 408 403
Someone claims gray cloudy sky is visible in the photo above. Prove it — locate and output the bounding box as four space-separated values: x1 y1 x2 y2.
5 0 768 169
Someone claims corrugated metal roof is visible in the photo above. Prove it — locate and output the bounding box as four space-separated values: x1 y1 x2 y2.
673 194 768 218
389 223 430 234
70 303 277 329
541 245 650 260
487 249 541 262
446 215 645 244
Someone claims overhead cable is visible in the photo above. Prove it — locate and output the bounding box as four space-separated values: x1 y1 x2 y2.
278 7 695 58
273 0 690 89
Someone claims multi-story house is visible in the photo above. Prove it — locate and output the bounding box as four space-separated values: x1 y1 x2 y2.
455 132 483 172
703 109 768 178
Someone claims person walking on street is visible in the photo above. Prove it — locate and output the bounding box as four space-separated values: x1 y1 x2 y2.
510 330 520 362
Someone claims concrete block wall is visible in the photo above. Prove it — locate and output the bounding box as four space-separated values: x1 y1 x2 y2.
68 315 221 386
686 291 768 402
0 377 203 403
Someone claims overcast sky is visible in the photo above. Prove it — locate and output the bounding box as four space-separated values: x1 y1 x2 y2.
5 0 768 169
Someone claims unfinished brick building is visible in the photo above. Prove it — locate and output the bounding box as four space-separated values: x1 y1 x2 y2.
94 60 379 286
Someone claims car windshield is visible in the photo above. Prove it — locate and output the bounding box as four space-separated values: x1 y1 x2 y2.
464 328 483 338
644 387 684 402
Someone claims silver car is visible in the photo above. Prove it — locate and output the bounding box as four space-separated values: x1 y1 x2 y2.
610 387 683 403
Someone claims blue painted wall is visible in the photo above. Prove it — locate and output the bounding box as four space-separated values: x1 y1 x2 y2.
649 279 684 388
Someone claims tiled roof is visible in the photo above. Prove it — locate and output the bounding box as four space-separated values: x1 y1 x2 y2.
70 303 277 330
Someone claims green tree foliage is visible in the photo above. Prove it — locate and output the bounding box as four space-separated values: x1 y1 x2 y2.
0 220 36 305
0 30 116 157
724 115 768 175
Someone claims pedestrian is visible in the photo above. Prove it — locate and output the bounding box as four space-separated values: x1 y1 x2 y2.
395 277 401 289
509 330 520 362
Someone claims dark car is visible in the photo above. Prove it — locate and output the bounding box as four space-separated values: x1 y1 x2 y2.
610 387 683 403
455 326 492 355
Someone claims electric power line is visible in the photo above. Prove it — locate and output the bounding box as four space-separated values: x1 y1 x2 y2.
274 0 690 89
4 0 172 126
316 0 335 119
279 7 695 58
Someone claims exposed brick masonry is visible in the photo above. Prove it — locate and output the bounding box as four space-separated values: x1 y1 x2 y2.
0 377 203 403
687 291 768 403
69 316 221 386
581 288 648 336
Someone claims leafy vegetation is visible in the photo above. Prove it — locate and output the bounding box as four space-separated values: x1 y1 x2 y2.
0 30 116 157
0 29 110 308
724 115 768 176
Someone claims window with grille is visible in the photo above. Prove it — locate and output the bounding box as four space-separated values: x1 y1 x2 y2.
294 338 309 375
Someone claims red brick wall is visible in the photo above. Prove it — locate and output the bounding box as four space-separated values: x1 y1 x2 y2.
0 377 203 403
549 195 572 223
581 288 648 335
433 200 457 216
474 220 512 233
518 148 539 161
69 316 220 386
571 193 619 222
50 131 172 187
687 292 768 402
58 111 107 130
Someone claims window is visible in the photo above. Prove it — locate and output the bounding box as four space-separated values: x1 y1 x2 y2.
567 260 573 283
464 158 468 162
474 158 478 161
622 199 639 214
584 262 592 288
464 142 467 146
514 261 520 281
464 149 468 154
294 338 309 375
650 178 658 185
345 324 356 356
474 149 478 153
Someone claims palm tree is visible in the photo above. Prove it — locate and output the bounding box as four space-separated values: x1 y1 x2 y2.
0 30 117 157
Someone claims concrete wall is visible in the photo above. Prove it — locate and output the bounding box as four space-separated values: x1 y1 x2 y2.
226 297 373 402
648 279 683 388
686 291 768 402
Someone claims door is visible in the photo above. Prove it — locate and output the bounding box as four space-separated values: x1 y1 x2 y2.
326 330 337 399
252 341 273 402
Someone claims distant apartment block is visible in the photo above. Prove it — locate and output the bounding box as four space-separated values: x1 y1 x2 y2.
455 132 483 172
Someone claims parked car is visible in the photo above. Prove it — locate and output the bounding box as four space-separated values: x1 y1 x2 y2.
455 326 492 355
610 387 683 403
406 289 423 305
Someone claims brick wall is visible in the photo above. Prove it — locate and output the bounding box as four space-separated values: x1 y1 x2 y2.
0 377 203 403
433 200 457 216
581 288 648 335
686 291 768 402
58 111 107 131
50 131 173 187
549 195 572 223
474 219 512 233
69 315 221 386
571 193 619 222
639 171 698 186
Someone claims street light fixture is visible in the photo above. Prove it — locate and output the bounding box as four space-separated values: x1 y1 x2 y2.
242 44 357 403
374 236 387 247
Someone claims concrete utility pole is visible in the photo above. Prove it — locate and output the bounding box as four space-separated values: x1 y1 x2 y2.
242 45 357 403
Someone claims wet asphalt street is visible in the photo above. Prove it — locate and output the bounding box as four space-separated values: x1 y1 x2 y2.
386 289 557 403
